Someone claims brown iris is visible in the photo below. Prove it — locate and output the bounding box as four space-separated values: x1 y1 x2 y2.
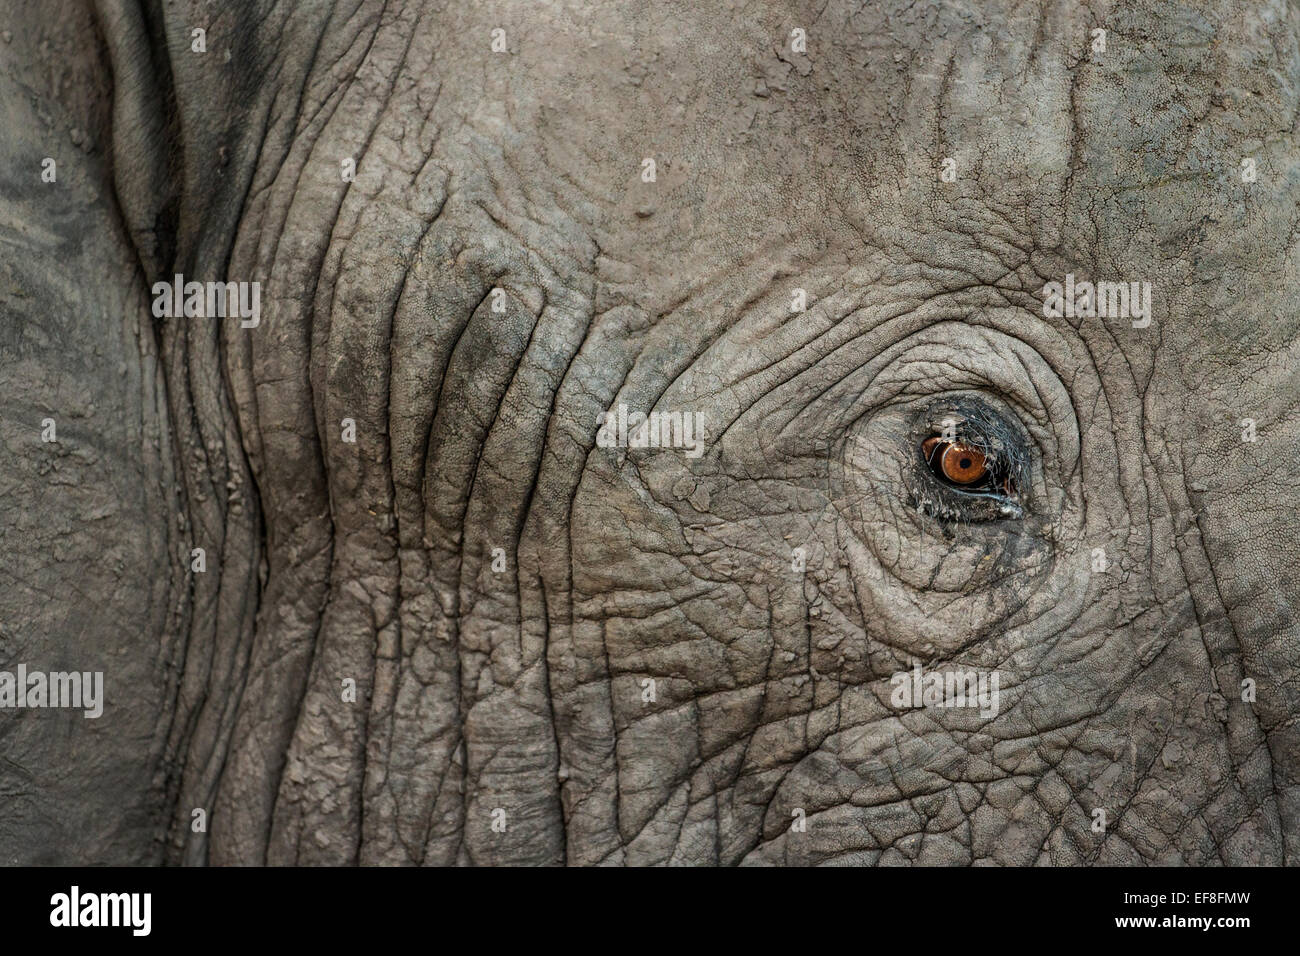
922 435 1001 489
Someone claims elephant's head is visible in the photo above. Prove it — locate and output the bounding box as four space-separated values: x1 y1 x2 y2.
3 0 1298 865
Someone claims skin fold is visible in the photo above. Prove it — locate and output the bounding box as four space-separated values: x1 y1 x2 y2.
1 0 1298 865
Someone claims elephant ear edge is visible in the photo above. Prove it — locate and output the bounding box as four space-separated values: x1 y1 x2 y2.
87 0 278 865
91 0 181 281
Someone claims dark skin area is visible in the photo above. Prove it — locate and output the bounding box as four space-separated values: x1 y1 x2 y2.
1 0 1297 864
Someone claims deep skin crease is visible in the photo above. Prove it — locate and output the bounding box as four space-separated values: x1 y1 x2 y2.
2 0 1299 864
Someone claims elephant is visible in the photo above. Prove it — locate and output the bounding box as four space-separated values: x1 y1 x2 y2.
2 0 1298 866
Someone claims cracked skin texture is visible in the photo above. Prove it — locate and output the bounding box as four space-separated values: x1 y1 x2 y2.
2 0 1299 865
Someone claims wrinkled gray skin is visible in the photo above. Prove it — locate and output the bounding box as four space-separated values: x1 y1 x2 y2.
2 0 1298 866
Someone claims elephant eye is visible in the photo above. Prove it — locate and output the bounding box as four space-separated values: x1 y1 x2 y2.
921 435 1015 497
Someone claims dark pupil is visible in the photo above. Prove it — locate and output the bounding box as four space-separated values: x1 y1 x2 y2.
959 457 971 469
